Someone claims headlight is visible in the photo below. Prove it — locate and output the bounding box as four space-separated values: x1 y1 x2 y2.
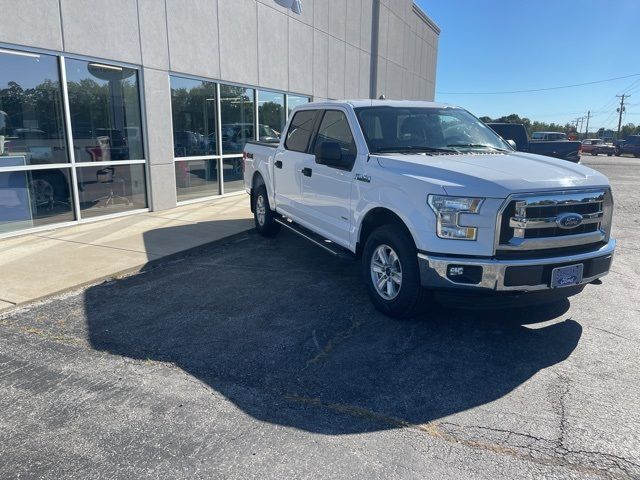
427 195 484 240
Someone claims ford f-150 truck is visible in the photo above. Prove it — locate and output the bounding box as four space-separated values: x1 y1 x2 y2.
244 101 615 317
487 123 582 163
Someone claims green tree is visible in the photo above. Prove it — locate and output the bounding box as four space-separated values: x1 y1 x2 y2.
259 101 284 132
481 113 575 137
620 123 640 138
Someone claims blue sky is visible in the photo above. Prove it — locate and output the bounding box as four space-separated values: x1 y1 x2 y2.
416 0 640 130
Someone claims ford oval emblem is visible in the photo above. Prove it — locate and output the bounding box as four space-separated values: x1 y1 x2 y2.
556 212 583 229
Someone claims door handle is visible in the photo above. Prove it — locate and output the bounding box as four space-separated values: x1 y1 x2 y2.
301 167 312 177
274 160 283 169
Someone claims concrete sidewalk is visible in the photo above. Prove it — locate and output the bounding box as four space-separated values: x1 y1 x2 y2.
0 194 253 311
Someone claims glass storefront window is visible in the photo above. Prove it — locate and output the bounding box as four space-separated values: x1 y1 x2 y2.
257 90 284 142
0 48 149 235
0 168 74 234
222 158 244 194
175 159 219 202
220 85 254 154
287 94 311 116
65 59 144 162
170 76 217 158
0 48 68 166
76 164 147 218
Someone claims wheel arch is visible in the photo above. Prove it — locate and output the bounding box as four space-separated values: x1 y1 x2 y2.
356 207 416 257
250 171 265 213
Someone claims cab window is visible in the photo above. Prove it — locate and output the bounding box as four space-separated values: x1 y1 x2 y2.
313 110 357 170
284 110 317 153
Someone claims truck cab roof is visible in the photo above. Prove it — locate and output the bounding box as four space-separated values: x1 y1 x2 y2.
296 99 458 110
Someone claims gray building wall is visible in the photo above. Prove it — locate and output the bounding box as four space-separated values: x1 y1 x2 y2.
0 0 439 212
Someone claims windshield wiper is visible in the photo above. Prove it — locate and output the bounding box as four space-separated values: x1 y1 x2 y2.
447 143 510 152
372 146 458 154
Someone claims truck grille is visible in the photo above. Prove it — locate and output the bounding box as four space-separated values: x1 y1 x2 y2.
496 189 612 253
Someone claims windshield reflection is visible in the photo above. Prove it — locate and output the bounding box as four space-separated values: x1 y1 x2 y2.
355 106 512 155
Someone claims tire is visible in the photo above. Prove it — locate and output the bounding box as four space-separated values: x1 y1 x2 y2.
591 150 598 156
607 153 613 157
252 185 281 237
362 224 426 318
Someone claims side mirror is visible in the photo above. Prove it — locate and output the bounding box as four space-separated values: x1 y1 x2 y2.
507 139 517 150
316 141 344 167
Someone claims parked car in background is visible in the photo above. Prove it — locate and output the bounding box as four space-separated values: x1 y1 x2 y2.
174 130 206 157
487 123 581 162
245 101 615 318
222 123 280 153
615 135 640 157
531 131 567 141
581 139 615 156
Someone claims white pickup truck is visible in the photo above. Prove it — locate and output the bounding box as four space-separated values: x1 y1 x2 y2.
243 100 615 317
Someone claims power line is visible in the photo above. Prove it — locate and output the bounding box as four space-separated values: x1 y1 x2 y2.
437 73 640 95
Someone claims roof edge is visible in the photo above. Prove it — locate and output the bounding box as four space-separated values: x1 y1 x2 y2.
412 3 441 35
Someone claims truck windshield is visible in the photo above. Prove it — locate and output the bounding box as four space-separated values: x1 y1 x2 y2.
355 106 511 154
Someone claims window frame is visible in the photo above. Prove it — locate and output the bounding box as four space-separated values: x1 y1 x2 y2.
0 45 150 238
168 72 311 204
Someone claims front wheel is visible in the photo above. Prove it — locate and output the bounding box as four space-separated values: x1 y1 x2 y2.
362 225 426 318
253 185 281 237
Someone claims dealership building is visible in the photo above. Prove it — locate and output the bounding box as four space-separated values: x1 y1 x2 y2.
0 0 439 237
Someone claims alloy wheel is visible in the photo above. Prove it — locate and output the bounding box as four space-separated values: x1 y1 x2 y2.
370 244 403 300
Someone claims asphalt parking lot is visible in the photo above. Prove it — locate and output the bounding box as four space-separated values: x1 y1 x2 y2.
0 156 639 479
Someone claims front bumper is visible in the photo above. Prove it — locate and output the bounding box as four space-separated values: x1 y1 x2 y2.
418 239 615 292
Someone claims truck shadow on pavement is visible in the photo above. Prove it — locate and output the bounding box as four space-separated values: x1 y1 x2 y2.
84 226 581 434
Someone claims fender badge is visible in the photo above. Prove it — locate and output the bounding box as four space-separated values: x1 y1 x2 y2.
355 173 371 183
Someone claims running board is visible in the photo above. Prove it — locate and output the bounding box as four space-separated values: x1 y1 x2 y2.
274 218 355 260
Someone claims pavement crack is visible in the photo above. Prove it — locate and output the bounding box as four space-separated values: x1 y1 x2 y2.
587 325 638 344
557 375 570 451
304 315 363 367
283 395 639 479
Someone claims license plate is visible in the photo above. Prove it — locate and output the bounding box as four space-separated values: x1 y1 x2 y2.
551 264 584 288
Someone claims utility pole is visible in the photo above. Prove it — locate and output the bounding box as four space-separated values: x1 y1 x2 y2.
574 117 584 139
584 110 591 139
578 117 585 137
616 94 629 139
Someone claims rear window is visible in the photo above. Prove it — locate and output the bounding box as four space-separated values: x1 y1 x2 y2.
285 110 317 153
548 133 566 140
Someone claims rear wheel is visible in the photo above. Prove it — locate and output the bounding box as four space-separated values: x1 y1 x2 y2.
253 185 280 237
362 225 426 318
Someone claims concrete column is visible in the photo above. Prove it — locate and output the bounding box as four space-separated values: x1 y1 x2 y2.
142 68 176 211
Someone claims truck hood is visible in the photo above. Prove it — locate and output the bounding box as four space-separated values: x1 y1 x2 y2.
374 151 609 198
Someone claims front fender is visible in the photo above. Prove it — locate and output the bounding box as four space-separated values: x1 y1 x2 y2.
353 182 504 257
353 184 445 252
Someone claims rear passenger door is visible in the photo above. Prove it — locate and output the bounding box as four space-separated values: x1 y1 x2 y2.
273 109 318 219
298 109 357 247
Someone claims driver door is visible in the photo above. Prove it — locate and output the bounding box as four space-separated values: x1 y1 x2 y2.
299 109 356 247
